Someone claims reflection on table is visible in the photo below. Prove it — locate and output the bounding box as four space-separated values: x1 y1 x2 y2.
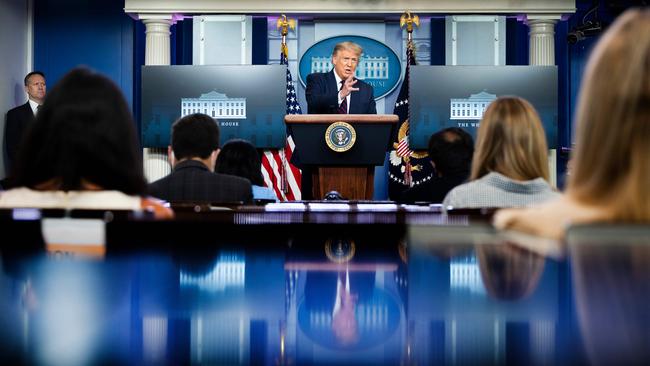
0 217 647 365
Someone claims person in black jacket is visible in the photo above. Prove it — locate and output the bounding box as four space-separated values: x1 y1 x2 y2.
4 71 46 174
305 41 376 115
148 113 253 204
400 127 474 204
301 42 376 198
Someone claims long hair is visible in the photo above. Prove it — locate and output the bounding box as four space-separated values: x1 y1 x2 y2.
568 8 650 222
470 96 549 182
12 67 147 195
214 139 264 186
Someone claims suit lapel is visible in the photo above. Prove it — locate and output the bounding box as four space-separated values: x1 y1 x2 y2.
22 102 35 121
327 70 338 96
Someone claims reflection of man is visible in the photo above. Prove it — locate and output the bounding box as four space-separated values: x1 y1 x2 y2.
331 272 359 345
305 41 376 115
304 270 375 346
4 71 46 173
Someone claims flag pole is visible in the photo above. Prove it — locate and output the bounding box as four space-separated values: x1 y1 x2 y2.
399 11 419 187
277 15 295 194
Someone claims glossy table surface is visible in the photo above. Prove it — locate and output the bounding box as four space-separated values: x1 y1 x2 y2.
0 214 647 365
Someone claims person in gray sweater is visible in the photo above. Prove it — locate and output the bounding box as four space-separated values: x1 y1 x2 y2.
443 97 559 209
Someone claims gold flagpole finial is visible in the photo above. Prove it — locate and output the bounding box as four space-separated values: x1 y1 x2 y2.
400 11 420 43
276 15 296 59
276 14 296 37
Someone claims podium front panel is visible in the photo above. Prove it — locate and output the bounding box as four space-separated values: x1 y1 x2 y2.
291 123 394 166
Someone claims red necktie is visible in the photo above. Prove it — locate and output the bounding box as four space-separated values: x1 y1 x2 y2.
338 80 347 114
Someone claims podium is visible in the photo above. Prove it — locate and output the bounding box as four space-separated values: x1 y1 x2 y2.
285 114 398 200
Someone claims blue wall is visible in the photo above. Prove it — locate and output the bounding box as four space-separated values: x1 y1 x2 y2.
34 0 134 110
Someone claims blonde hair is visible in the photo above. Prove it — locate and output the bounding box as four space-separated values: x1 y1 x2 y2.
470 96 549 182
568 8 650 222
332 41 362 57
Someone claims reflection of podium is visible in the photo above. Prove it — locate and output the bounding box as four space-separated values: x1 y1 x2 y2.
286 114 398 200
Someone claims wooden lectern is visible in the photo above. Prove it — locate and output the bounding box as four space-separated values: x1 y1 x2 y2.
285 114 398 200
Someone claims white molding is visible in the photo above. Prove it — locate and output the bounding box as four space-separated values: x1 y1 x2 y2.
124 0 576 15
525 14 564 21
195 15 252 65
27 0 33 71
494 18 500 65
449 15 503 66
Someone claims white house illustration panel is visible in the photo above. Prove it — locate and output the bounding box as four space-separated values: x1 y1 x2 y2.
181 91 247 119
450 91 497 120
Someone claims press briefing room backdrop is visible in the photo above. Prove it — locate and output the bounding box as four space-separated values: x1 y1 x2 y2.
0 0 636 199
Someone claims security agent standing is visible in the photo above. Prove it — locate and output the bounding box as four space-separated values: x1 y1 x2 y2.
4 71 46 173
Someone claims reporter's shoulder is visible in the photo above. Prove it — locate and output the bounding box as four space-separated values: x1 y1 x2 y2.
216 173 252 187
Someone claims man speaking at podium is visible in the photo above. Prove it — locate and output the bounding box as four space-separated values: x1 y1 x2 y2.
305 41 376 115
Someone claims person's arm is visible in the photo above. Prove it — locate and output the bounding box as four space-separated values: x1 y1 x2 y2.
305 73 337 114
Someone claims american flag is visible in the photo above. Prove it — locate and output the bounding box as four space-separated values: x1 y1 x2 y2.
260 52 302 201
387 43 434 200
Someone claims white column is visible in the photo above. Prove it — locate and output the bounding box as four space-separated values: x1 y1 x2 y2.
527 15 560 187
140 14 174 182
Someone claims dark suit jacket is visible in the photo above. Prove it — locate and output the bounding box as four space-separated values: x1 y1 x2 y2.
305 70 376 114
399 173 469 204
4 102 35 172
148 160 253 204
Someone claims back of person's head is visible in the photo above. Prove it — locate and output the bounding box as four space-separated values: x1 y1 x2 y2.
428 127 474 177
470 96 549 182
476 244 545 301
215 139 264 186
568 8 650 221
171 113 220 161
12 67 147 195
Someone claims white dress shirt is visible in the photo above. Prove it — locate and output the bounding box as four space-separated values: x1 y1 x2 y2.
28 99 40 115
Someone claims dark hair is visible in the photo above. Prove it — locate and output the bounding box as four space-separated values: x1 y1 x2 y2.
428 127 474 176
171 113 220 160
477 244 545 301
12 67 147 195
24 71 45 86
214 139 264 186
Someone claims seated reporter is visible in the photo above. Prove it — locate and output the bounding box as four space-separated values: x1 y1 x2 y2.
494 9 650 239
0 67 171 218
399 127 473 204
215 139 279 202
442 96 559 209
148 113 253 205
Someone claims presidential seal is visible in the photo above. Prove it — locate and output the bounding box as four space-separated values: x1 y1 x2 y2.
325 122 356 152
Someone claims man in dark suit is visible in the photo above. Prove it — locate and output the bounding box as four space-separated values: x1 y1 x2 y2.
300 42 376 199
4 71 46 173
305 41 376 114
399 128 474 204
148 113 253 204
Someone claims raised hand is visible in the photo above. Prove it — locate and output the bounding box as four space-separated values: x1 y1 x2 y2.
339 76 359 99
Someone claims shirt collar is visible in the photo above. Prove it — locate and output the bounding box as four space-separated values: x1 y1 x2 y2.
333 71 343 90
28 99 40 115
482 172 550 193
